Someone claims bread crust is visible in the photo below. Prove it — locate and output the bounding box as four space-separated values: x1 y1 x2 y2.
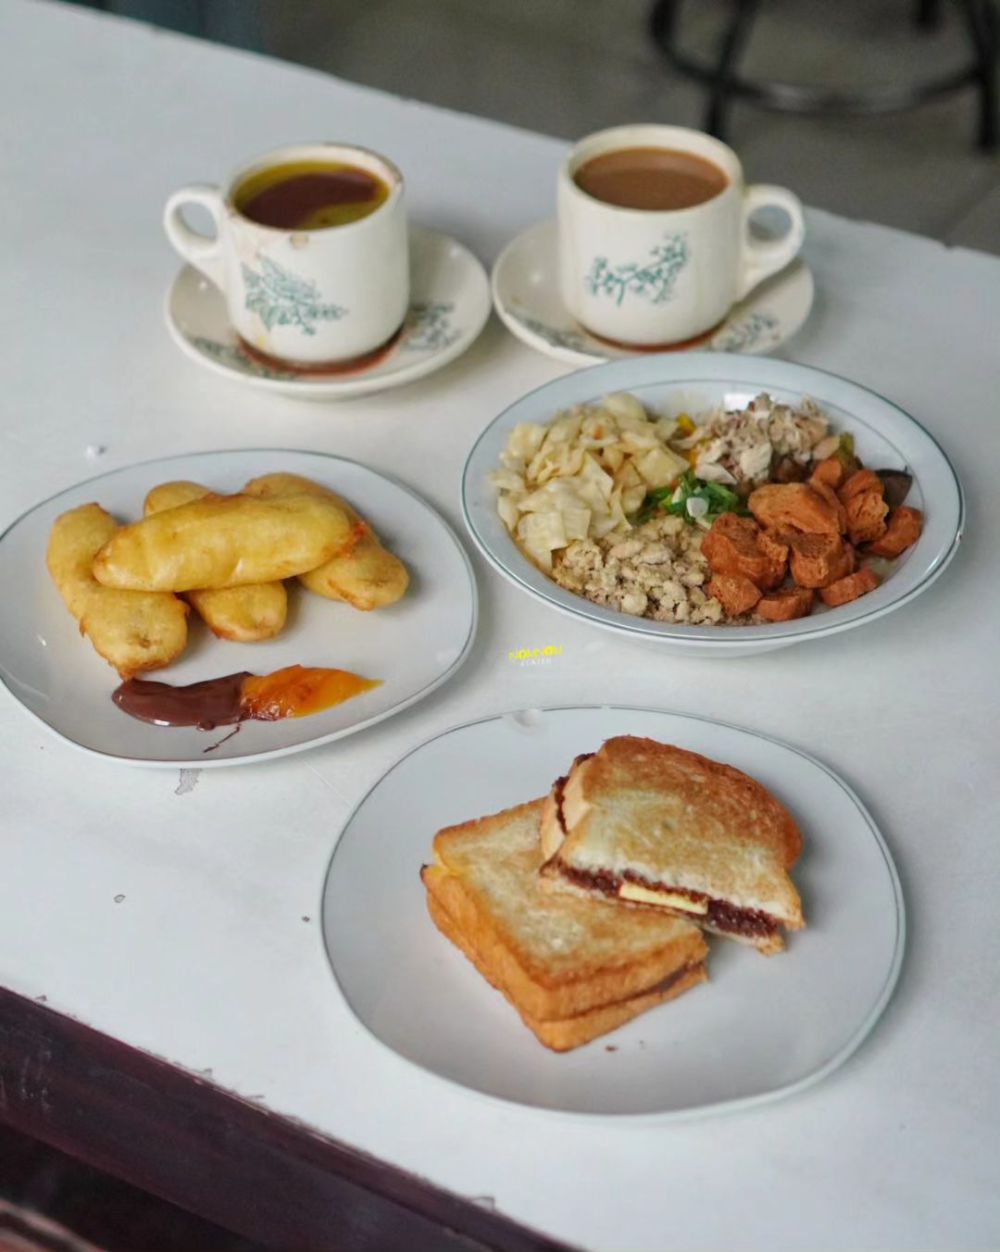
542 738 805 943
560 737 803 867
425 889 707 1051
426 798 707 1022
538 787 566 861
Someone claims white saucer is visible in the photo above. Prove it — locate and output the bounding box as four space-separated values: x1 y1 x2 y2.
165 226 491 400
491 220 814 365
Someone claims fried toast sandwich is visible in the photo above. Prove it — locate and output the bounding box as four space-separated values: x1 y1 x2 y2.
422 798 708 1051
539 737 805 955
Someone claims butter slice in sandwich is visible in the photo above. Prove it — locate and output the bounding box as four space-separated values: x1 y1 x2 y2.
539 737 805 956
618 882 709 914
421 798 707 1051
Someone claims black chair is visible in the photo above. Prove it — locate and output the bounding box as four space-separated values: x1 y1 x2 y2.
649 0 998 149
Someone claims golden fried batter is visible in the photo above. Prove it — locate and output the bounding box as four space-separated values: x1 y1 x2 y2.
143 481 287 642
46 503 189 678
244 472 409 611
92 492 354 591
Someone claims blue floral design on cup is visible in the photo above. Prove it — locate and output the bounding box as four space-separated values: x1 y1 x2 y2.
584 234 689 307
242 257 347 336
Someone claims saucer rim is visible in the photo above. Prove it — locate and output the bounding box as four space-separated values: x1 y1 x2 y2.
490 218 814 366
164 225 491 399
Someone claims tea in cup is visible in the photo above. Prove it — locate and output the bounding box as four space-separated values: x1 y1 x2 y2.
558 125 805 347
164 143 408 368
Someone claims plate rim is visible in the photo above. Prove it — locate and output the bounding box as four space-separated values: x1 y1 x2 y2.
164 225 492 399
490 218 815 366
319 703 906 1122
461 352 965 648
0 448 479 768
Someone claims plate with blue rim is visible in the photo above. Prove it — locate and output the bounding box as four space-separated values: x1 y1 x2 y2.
322 705 904 1117
0 449 477 766
461 353 963 656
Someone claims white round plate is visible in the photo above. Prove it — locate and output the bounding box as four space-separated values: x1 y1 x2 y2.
322 706 904 1118
492 219 813 365
165 226 490 400
462 353 963 656
0 450 477 767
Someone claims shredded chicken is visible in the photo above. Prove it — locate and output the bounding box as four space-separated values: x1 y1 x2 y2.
550 514 724 625
676 394 829 489
493 391 844 626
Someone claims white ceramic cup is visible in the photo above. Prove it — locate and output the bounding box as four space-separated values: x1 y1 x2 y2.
558 124 805 346
164 143 409 366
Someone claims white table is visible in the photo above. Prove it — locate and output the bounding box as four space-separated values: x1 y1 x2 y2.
2 3 998 1249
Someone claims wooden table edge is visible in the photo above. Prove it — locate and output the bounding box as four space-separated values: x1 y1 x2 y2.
0 987 576 1252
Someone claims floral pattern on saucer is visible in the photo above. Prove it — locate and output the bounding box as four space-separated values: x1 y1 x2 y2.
491 220 813 366
506 309 590 354
166 227 490 400
191 337 300 381
402 302 460 352
189 301 462 383
709 311 781 354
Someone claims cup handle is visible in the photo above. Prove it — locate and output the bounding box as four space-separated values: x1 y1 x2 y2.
164 184 227 290
737 185 805 300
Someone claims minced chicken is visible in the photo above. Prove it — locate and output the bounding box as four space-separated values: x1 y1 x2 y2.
550 513 723 624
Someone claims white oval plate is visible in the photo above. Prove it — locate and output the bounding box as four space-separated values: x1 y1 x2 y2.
322 706 904 1118
492 219 814 364
462 354 963 656
165 227 490 400
0 450 477 767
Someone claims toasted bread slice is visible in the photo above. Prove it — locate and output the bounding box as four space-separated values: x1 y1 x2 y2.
426 892 706 1051
540 738 805 956
422 798 707 1045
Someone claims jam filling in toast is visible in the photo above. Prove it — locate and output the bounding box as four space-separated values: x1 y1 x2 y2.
550 768 780 940
556 866 780 940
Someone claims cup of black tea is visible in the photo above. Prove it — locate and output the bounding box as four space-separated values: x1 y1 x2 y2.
165 143 408 368
558 125 804 347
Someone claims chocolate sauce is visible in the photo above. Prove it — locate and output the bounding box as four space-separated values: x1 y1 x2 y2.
112 672 251 730
704 897 778 939
558 865 780 940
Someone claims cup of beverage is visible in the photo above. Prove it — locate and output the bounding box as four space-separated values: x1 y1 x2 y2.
164 142 408 368
558 124 805 347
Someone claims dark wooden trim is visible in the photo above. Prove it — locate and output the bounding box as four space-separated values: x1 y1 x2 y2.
0 988 575 1252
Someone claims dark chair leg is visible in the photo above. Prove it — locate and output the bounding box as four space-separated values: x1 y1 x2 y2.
705 0 761 139
956 0 999 150
649 0 679 47
915 0 943 28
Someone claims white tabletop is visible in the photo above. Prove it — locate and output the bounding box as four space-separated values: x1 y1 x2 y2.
2 3 999 1249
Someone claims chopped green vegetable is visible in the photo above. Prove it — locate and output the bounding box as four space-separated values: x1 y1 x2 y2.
637 470 750 526
833 433 860 474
